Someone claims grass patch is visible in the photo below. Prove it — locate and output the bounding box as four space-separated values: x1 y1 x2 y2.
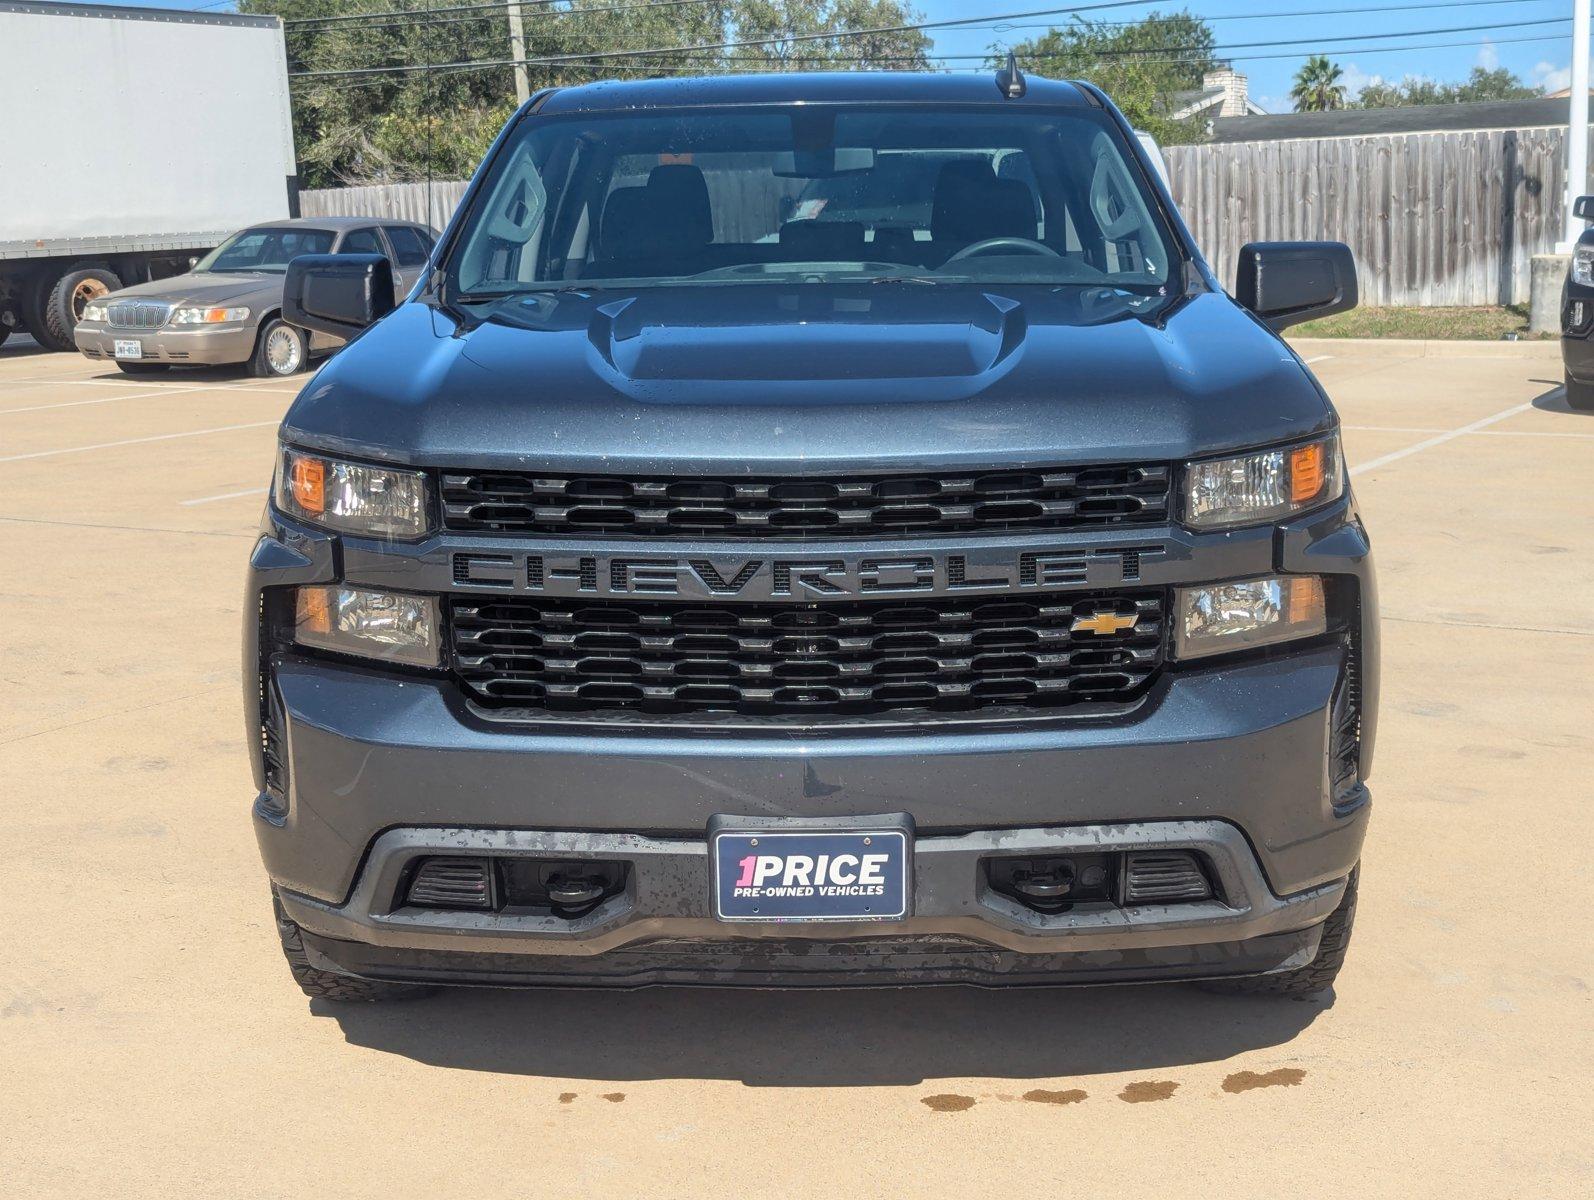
1289 305 1551 340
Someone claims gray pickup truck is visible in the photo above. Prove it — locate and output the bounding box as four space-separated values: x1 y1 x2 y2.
248 68 1375 1002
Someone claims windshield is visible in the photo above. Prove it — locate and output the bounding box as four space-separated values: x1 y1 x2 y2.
195 227 335 274
447 105 1180 296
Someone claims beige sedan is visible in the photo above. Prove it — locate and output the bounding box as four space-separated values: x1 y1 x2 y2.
72 216 436 377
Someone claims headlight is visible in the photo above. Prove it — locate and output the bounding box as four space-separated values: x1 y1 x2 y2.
81 303 108 323
1574 245 1594 287
1184 433 1343 529
294 586 440 668
275 446 431 539
171 305 250 324
1174 575 1327 660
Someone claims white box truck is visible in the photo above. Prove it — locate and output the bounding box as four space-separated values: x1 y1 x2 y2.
0 1 298 350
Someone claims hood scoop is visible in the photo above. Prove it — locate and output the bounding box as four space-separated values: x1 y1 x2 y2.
587 288 1027 382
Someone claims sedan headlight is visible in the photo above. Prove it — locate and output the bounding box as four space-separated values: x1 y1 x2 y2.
1574 245 1594 287
294 586 439 668
276 446 431 539
81 303 108 323
1184 433 1344 529
1174 575 1327 660
171 305 250 324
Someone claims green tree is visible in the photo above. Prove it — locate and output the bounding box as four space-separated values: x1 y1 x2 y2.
243 0 930 188
1291 55 1346 112
997 10 1219 146
1353 66 1540 108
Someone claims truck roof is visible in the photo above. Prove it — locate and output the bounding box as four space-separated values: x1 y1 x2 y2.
536 72 1095 116
2 1 280 30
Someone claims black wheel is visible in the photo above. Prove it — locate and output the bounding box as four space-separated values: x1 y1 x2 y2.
248 317 307 378
0 322 11 349
38 265 122 351
115 361 170 375
273 892 437 1002
1565 373 1594 411
1198 867 1358 997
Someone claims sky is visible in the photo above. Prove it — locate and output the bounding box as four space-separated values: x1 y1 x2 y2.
99 0 1586 114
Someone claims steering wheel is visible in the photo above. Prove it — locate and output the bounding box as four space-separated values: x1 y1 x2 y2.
944 237 1061 263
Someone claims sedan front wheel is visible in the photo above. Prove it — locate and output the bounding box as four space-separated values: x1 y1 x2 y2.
249 317 307 378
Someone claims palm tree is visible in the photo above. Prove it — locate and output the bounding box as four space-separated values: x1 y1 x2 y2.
1291 56 1347 112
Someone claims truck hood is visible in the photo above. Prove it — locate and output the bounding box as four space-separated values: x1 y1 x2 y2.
282 285 1332 472
105 272 281 308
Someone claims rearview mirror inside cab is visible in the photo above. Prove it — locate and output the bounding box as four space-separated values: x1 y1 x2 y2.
1235 241 1358 332
1574 195 1594 221
282 254 397 341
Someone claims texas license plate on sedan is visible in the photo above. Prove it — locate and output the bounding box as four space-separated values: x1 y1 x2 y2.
113 339 143 360
712 829 910 922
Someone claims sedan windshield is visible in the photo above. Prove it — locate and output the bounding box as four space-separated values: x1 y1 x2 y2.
195 227 335 274
447 105 1180 296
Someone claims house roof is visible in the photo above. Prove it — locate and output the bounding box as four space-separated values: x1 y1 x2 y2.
1211 96 1573 142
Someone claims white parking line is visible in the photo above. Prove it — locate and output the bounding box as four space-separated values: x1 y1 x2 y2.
180 487 269 506
0 420 280 463
67 377 302 395
1345 423 1594 440
0 385 291 415
1349 402 1534 476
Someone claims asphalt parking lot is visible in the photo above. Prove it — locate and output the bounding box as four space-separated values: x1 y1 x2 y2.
2 332 1590 1197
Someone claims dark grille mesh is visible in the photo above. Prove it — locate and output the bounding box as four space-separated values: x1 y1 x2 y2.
450 591 1165 718
441 465 1172 540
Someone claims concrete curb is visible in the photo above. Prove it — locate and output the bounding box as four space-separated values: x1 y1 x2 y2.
1287 336 1562 360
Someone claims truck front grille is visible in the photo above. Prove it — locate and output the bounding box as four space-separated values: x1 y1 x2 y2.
441 465 1171 540
105 300 172 329
450 590 1165 719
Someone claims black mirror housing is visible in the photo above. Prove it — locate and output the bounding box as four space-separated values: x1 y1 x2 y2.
282 254 397 341
1574 195 1594 221
1234 241 1358 332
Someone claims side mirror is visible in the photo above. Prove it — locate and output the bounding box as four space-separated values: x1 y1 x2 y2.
1574 195 1594 221
1235 241 1358 331
282 254 396 341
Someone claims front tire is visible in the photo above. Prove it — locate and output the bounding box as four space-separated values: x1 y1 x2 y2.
1565 373 1594 411
39 265 122 351
273 892 437 1003
1198 867 1358 997
248 317 307 378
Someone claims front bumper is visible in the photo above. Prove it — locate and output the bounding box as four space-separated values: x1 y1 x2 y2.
250 494 1376 988
73 321 255 365
283 821 1344 988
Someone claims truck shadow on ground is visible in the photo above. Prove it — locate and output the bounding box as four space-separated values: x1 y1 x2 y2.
319 983 1329 1087
1530 381 1592 415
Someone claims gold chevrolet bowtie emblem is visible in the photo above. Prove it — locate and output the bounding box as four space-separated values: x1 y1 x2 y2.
1072 610 1138 636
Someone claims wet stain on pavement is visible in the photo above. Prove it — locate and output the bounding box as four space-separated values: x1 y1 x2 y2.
1221 1068 1306 1094
602 1092 626 1103
1022 1088 1088 1106
1118 1080 1179 1103
558 1092 577 1104
921 1094 976 1113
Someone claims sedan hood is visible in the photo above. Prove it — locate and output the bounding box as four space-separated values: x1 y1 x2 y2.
104 272 281 308
283 284 1332 473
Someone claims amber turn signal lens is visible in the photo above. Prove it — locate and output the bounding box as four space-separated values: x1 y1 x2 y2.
290 456 326 514
1290 442 1326 504
295 585 332 635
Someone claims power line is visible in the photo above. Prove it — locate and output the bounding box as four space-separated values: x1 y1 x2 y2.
285 13 1574 80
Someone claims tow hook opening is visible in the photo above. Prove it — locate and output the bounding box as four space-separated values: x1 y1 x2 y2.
401 856 629 918
985 850 1215 913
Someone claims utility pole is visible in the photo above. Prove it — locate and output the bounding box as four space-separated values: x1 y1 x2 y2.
507 0 530 106
1565 0 1590 247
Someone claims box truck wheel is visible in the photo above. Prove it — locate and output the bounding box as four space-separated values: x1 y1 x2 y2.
34 265 121 352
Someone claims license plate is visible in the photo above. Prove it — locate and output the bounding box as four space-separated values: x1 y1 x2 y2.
113 339 143 360
712 829 910 922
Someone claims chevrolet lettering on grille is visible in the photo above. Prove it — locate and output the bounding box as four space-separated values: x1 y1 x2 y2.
451 547 1154 601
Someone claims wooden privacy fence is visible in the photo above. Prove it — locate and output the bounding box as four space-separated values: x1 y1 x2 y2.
300 180 469 228
302 125 1582 307
1165 127 1575 307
